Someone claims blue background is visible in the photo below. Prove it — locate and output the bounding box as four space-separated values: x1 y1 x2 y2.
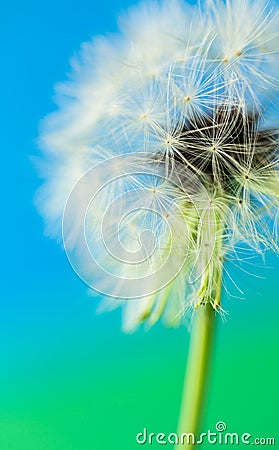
1 1 279 449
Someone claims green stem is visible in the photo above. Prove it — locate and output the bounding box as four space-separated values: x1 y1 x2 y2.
175 304 217 449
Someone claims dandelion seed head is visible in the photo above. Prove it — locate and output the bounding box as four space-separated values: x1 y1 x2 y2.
37 0 279 331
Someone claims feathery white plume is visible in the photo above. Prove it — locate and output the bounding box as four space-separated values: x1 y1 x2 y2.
37 0 279 331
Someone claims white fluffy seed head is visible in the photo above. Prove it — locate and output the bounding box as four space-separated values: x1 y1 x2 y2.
37 0 279 331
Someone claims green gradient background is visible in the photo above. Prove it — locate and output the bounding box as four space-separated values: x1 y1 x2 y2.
1 256 278 449
1 0 278 448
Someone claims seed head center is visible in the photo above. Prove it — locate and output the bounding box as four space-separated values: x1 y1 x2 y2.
140 113 148 121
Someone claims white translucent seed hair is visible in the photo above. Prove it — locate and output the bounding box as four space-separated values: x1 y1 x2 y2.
37 0 279 332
